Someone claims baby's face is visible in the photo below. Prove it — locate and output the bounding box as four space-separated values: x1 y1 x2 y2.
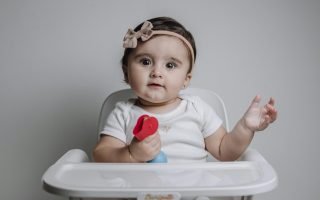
126 35 192 105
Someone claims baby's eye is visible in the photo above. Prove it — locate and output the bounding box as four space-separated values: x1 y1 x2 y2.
166 62 177 70
140 58 152 66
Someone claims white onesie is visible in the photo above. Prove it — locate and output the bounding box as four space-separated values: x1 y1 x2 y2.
100 94 222 163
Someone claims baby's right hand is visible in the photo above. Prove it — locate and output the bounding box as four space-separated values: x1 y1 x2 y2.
129 132 161 162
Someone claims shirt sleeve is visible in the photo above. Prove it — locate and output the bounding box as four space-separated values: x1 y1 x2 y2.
100 102 127 143
193 96 223 138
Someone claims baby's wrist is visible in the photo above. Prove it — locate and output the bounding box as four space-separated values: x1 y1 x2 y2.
127 145 141 163
239 117 255 135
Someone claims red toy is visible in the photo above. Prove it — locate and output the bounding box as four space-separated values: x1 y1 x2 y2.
133 115 167 163
133 115 159 141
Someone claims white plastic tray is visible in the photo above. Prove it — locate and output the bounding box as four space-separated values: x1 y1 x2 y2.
42 149 277 199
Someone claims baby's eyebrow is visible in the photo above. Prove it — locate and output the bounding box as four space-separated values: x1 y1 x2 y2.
132 53 152 59
169 57 183 65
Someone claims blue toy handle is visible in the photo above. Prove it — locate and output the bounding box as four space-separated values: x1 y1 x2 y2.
147 151 167 163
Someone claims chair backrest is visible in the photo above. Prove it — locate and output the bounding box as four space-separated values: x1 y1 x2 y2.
97 88 229 136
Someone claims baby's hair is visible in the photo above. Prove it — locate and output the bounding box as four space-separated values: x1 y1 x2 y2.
121 16 197 83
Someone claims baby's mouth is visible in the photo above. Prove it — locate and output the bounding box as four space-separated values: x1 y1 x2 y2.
148 83 164 88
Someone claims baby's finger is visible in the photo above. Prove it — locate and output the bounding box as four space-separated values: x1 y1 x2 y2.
259 115 271 130
146 135 161 154
270 109 278 123
262 105 269 114
143 132 160 143
251 95 261 106
266 104 275 113
268 97 275 106
246 95 261 112
152 140 161 152
266 104 278 122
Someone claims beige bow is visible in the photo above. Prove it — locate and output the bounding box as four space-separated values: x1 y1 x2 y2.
123 21 153 48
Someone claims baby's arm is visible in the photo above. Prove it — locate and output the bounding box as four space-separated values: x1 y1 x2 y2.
205 95 277 161
92 133 161 162
93 135 133 162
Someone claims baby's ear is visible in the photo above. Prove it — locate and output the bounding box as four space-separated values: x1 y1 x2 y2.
184 73 192 87
182 73 192 89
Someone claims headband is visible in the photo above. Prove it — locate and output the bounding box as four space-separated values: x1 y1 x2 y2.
123 21 195 65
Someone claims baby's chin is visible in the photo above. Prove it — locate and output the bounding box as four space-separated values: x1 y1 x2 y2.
141 94 166 103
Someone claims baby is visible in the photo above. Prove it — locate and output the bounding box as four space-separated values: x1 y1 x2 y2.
93 17 277 163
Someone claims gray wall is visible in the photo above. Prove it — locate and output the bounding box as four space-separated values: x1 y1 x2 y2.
1 0 319 199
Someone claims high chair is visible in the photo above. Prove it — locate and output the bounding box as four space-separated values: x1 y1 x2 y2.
42 88 278 200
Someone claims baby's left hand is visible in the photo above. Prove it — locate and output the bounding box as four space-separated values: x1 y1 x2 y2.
243 95 277 132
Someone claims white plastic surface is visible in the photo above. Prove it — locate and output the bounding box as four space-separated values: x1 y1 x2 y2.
42 149 278 198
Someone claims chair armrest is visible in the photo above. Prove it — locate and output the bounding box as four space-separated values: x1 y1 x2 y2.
55 149 89 164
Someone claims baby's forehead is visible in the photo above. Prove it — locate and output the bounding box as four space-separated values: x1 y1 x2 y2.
135 36 190 58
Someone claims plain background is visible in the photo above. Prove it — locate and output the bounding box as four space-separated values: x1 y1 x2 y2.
1 0 319 199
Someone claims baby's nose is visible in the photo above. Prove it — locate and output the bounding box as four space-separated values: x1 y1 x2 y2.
150 65 163 78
